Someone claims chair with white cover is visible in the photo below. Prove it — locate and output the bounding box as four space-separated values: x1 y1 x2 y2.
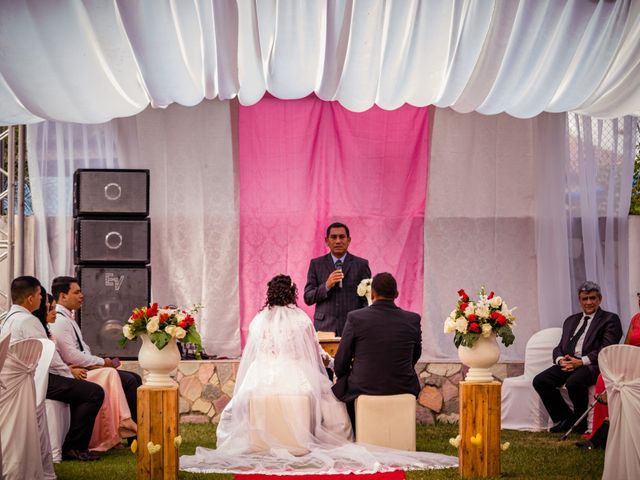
34 339 57 479
501 328 562 431
0 332 12 475
599 344 640 480
355 393 416 450
0 339 44 479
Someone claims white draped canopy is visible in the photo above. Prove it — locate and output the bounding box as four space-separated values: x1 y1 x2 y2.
1 0 640 126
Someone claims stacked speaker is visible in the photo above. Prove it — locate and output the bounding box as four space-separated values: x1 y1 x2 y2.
73 169 151 359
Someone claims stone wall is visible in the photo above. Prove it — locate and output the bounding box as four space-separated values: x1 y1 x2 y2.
121 360 524 424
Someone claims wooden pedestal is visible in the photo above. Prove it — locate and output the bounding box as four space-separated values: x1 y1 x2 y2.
459 381 501 478
137 386 179 480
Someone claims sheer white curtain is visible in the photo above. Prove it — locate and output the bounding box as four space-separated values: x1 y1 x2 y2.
564 115 638 329
2 0 640 125
26 100 240 357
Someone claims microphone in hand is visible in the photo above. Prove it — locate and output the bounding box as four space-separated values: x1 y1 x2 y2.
335 260 343 288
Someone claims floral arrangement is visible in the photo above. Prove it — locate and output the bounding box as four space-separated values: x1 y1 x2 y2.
120 303 204 354
444 288 516 348
357 278 372 305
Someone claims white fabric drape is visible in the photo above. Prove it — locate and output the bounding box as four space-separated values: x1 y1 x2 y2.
26 100 240 357
565 114 638 327
2 0 640 125
599 344 640 480
0 339 44 480
424 108 545 361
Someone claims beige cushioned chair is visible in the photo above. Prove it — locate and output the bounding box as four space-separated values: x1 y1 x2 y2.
355 393 416 450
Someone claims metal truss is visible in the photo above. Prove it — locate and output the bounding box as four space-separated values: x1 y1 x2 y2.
0 125 25 316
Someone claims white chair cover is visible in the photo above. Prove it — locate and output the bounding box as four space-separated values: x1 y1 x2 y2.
0 332 12 475
0 339 44 480
45 400 70 464
599 345 640 480
501 328 562 431
34 339 57 479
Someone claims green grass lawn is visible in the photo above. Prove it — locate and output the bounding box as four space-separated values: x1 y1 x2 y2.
53 423 604 479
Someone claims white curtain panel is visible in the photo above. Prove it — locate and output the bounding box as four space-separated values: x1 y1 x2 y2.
565 114 638 329
115 101 240 357
423 109 543 361
2 0 640 125
27 100 240 358
27 122 119 286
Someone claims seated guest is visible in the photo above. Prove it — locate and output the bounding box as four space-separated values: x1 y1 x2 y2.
576 291 640 449
533 281 623 434
50 276 140 450
332 272 422 432
0 276 104 461
36 284 136 451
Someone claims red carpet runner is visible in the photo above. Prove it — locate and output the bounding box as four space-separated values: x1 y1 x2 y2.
236 471 406 480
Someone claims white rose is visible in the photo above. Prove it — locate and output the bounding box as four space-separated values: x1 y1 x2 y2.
174 327 187 339
122 325 135 340
475 305 490 319
455 317 468 333
481 323 493 337
450 309 458 318
489 296 502 309
464 304 475 316
146 316 160 333
444 318 457 334
164 325 177 337
357 280 370 297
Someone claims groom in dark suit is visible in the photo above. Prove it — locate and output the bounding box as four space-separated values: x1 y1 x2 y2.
304 222 371 336
533 281 623 434
332 272 422 430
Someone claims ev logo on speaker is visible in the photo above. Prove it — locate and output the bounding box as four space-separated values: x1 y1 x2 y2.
105 273 125 291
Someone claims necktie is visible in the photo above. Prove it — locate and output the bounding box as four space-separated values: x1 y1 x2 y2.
567 315 590 355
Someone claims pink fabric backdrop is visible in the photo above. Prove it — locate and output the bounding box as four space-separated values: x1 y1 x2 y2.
239 94 430 345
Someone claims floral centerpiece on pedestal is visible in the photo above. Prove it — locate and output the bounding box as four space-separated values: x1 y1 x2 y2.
444 288 516 383
120 303 204 387
120 303 203 354
444 288 516 348
357 278 373 305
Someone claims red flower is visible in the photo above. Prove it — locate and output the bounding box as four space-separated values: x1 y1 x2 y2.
490 311 500 320
147 303 159 317
459 302 469 312
467 314 478 322
457 289 469 301
159 313 169 323
496 314 507 326
487 291 495 300
469 322 481 333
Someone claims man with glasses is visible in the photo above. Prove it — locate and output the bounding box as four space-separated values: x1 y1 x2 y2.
533 281 623 434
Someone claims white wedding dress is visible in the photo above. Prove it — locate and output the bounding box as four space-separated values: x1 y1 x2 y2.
180 305 457 474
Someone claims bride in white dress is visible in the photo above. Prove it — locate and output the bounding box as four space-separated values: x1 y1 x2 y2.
180 275 457 474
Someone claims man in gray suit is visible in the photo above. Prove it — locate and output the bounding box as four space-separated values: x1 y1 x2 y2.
332 272 422 430
304 222 371 336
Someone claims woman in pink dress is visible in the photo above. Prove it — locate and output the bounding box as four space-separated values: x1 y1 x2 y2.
36 291 137 451
581 293 640 447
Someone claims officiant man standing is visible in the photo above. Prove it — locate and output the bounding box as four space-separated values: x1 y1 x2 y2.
304 222 371 336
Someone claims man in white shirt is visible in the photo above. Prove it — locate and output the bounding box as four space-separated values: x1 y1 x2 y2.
533 281 623 434
50 276 142 424
0 276 104 461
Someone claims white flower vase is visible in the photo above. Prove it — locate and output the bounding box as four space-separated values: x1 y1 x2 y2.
138 334 181 387
457 333 500 383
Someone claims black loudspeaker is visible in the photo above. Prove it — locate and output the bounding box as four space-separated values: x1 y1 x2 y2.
76 266 151 359
75 218 150 264
74 169 150 217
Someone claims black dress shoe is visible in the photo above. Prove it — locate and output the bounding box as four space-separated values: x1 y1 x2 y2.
576 440 595 450
62 449 100 461
550 418 572 433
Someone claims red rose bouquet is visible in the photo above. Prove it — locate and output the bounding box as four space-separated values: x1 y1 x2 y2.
444 288 516 348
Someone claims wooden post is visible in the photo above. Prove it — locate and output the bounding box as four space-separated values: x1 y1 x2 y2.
459 381 501 478
137 386 179 480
